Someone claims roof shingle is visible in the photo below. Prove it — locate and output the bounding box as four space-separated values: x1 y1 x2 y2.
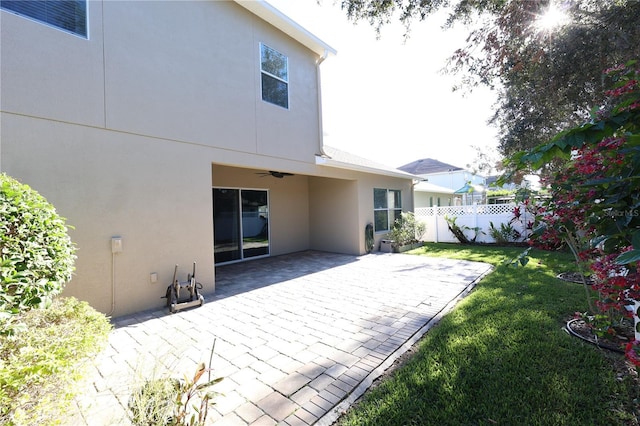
398 158 463 175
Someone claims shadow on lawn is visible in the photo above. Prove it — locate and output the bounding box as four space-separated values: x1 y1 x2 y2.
337 264 633 425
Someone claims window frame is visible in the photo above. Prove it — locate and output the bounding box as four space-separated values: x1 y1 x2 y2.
1 0 88 38
373 188 402 233
259 43 289 109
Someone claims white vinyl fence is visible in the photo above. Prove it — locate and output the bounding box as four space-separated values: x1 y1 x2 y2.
415 203 533 243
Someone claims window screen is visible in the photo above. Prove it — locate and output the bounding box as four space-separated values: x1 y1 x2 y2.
1 0 87 37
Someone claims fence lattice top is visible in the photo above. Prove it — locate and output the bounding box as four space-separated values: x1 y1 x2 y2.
415 204 517 218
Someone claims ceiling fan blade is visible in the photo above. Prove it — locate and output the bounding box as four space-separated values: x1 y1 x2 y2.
268 171 294 178
254 171 294 178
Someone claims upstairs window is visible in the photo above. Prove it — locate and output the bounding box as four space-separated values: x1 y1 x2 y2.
374 188 402 232
1 0 87 37
260 43 288 109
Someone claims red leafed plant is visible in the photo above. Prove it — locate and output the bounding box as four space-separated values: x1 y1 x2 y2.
506 60 640 365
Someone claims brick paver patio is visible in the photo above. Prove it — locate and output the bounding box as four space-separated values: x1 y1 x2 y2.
70 251 492 425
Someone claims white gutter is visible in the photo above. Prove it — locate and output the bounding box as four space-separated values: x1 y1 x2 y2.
316 49 331 158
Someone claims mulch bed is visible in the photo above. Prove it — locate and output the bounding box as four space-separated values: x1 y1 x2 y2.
557 272 595 285
566 318 639 380
566 318 630 353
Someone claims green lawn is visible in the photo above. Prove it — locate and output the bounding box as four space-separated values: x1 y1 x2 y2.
337 243 639 425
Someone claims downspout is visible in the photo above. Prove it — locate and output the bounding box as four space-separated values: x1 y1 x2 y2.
316 49 330 158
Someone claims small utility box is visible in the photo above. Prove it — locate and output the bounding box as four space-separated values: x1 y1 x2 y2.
380 239 395 253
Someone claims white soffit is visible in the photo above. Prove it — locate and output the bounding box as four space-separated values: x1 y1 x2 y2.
317 146 421 180
234 0 337 57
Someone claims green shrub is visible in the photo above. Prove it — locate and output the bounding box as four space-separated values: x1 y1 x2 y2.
488 221 521 244
0 296 111 425
0 173 76 330
386 212 426 249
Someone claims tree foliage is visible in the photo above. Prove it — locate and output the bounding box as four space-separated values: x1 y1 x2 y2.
482 0 640 158
339 0 640 158
509 60 640 364
465 144 501 176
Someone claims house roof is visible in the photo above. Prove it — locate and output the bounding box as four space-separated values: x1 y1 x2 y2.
398 158 464 175
317 146 420 180
234 1 337 58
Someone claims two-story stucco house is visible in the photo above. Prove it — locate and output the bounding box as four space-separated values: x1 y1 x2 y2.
0 0 418 316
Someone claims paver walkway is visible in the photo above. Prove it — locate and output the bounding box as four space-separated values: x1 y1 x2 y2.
70 251 492 425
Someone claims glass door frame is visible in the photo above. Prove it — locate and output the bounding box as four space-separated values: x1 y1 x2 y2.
213 186 270 265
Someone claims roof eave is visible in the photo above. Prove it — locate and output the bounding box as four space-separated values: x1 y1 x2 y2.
234 0 337 57
316 155 420 180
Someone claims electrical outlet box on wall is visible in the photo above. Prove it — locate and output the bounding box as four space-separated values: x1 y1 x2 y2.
111 237 123 253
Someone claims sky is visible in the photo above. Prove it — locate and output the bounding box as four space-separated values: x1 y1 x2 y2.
267 0 500 171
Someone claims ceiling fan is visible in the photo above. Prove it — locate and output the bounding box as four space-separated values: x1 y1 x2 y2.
256 170 295 179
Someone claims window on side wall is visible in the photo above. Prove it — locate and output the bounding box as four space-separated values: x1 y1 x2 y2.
260 43 288 109
1 0 87 38
374 188 402 232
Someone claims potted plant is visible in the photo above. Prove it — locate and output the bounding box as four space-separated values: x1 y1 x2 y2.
383 212 426 253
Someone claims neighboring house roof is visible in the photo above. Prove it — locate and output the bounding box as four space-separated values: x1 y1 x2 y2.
413 181 455 194
235 0 337 57
398 158 464 175
317 146 420 180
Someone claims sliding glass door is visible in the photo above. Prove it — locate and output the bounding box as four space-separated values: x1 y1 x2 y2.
213 188 269 264
213 189 241 263
240 190 269 259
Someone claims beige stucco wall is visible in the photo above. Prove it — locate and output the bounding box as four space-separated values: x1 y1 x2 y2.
102 0 321 161
1 113 216 316
308 177 359 254
309 169 414 255
0 2 105 126
1 0 322 162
